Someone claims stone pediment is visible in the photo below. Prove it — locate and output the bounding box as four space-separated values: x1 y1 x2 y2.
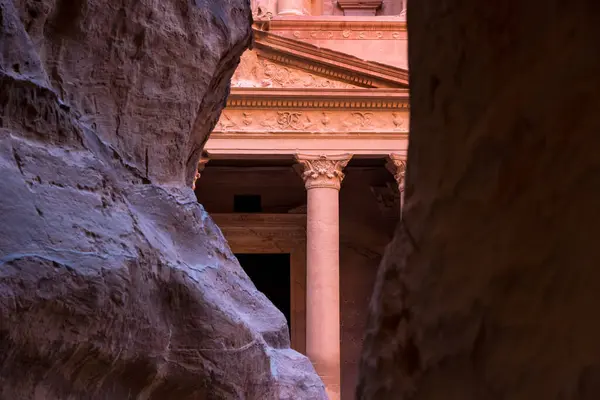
232 50 360 89
233 29 409 89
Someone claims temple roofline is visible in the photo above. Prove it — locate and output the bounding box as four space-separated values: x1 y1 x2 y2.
253 29 409 87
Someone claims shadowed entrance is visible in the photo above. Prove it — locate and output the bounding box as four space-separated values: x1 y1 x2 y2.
236 253 292 334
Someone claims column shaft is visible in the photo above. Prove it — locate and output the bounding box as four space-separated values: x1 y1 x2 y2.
306 186 340 399
295 154 351 400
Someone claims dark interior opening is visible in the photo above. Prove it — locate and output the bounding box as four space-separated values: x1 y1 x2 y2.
235 253 291 334
234 195 262 213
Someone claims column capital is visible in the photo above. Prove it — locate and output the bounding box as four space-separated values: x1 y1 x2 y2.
192 157 210 190
385 153 407 191
294 154 352 190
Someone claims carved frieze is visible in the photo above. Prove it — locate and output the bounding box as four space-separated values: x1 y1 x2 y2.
213 109 409 133
232 51 359 89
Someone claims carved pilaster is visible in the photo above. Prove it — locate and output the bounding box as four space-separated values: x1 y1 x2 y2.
385 154 406 192
192 157 210 190
294 154 352 190
386 153 406 216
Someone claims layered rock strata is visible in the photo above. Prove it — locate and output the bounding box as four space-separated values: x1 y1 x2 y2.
0 0 326 398
358 0 600 399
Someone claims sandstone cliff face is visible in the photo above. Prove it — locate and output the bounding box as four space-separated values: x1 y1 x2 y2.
358 1 600 399
0 0 326 398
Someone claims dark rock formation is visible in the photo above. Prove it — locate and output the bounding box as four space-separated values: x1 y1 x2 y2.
0 0 326 398
358 0 600 399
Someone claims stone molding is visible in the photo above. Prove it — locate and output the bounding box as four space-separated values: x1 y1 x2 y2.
225 88 409 110
386 153 406 190
253 29 409 88
205 134 407 158
294 154 352 190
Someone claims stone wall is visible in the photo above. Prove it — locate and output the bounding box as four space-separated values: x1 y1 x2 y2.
358 0 600 399
0 0 326 398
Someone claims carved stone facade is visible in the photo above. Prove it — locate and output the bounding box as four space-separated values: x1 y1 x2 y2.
232 50 360 89
200 9 408 400
385 153 406 190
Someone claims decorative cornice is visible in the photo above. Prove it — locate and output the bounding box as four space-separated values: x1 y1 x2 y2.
253 29 408 88
294 154 352 190
225 88 409 110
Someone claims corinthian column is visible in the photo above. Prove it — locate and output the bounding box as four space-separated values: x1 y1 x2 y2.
386 153 407 216
294 154 352 400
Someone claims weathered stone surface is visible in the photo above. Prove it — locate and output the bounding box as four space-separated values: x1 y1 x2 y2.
0 0 326 398
358 1 600 399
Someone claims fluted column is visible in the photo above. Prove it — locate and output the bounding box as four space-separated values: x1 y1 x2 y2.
386 154 407 217
294 154 352 400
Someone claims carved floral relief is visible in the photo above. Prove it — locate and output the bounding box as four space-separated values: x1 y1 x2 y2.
214 109 409 133
231 51 360 89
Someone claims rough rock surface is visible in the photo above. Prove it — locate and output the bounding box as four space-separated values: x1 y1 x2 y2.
358 0 600 399
0 0 326 398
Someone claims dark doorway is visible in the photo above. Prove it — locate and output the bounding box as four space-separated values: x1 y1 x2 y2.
235 253 291 334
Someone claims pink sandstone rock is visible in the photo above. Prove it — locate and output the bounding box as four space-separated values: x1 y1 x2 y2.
357 0 600 399
0 0 326 398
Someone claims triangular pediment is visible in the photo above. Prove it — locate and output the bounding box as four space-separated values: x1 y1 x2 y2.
232 50 362 89
231 29 409 89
